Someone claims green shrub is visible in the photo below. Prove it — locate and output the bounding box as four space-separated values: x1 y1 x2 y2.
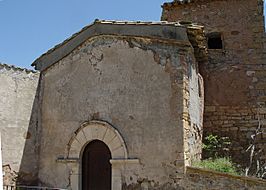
193 157 239 175
196 134 241 175
202 134 231 159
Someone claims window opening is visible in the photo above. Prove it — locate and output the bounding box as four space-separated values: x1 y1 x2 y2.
207 32 223 49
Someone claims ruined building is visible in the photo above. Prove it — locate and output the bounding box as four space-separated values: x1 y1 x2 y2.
0 0 265 189
162 0 266 166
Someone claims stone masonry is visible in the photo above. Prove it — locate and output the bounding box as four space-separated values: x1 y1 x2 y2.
183 166 266 190
162 0 266 167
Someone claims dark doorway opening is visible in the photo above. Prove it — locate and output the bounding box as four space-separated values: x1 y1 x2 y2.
82 140 111 190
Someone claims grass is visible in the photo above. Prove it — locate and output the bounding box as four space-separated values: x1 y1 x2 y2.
193 157 240 175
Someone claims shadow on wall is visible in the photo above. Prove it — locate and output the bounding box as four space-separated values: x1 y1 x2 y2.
264 1 266 31
16 77 41 186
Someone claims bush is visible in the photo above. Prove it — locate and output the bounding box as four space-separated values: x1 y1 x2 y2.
193 157 239 175
202 134 231 159
195 134 241 175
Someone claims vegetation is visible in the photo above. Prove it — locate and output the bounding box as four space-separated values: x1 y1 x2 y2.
202 134 231 159
194 111 266 179
245 113 266 179
193 134 240 175
193 157 239 175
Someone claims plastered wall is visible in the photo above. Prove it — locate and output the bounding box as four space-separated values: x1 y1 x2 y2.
0 64 39 185
37 35 202 189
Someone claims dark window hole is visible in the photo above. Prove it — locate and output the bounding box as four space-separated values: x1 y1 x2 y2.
207 33 223 49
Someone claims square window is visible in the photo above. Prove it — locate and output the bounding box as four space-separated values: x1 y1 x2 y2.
207 32 223 49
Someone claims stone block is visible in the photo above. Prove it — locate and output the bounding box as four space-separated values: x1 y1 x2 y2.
205 106 216 112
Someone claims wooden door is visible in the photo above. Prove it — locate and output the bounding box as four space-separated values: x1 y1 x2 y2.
82 140 111 190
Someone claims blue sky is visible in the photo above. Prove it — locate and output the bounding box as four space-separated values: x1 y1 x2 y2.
0 0 265 69
0 0 166 69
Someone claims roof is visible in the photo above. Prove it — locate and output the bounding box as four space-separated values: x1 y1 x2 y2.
0 62 38 74
163 0 228 7
163 0 194 7
32 20 203 71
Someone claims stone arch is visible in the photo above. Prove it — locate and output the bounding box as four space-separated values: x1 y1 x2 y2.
57 120 139 190
66 120 128 160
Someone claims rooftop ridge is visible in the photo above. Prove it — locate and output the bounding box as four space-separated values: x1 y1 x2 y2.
95 19 182 25
0 62 38 74
163 0 232 7
94 19 203 27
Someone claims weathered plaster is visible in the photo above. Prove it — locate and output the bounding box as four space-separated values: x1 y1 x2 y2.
0 64 40 185
32 21 190 71
36 34 201 189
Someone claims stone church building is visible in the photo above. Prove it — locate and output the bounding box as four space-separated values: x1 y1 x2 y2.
0 0 265 189
1 20 206 189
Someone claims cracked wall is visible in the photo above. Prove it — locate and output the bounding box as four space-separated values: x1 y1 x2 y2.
37 34 202 189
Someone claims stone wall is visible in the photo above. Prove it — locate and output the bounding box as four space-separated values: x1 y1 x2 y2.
162 0 266 166
183 26 208 165
36 32 202 189
0 63 40 185
183 167 266 190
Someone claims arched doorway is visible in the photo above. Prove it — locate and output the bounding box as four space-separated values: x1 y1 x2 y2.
65 120 133 190
82 140 111 190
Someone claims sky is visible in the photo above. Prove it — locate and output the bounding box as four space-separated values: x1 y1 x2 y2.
0 0 265 70
0 0 166 69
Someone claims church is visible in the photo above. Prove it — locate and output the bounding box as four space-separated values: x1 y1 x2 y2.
0 0 265 189
31 20 205 189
